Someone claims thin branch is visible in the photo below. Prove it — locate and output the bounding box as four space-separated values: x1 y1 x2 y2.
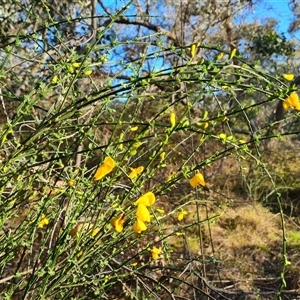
103 17 180 46
0 269 34 284
91 0 98 42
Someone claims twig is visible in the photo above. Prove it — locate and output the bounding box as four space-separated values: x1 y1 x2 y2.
0 268 34 284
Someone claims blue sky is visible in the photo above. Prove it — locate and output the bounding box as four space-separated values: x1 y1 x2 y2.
99 0 296 38
252 0 295 37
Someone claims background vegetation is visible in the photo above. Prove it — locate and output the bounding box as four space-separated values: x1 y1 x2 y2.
1 0 300 299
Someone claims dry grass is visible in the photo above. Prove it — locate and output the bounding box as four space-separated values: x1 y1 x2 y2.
164 198 300 297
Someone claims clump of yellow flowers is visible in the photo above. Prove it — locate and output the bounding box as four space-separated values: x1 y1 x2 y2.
283 92 300 111
109 192 156 234
38 214 49 228
150 247 162 260
133 192 156 233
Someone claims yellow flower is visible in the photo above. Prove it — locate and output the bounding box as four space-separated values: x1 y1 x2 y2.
196 121 209 129
38 214 49 228
91 228 99 237
190 173 206 188
84 69 93 76
76 251 83 258
136 204 151 222
51 75 58 84
283 92 300 110
110 214 125 232
202 110 208 119
217 52 224 60
135 192 156 206
219 133 227 140
190 42 200 58
175 232 185 236
72 62 81 68
229 48 237 59
129 166 144 179
283 98 290 110
156 208 165 214
170 112 176 128
177 209 188 221
160 152 166 160
130 126 138 131
68 65 75 74
133 218 147 233
130 149 137 156
133 141 141 148
150 247 162 260
94 156 116 181
282 74 294 81
68 179 75 187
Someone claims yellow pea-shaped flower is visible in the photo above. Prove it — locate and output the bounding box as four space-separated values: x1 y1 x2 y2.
177 209 188 221
110 214 125 232
94 156 116 181
170 112 176 129
150 247 162 260
135 192 156 206
282 74 294 81
129 166 144 179
229 48 237 59
136 204 151 222
190 173 206 188
133 218 147 233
